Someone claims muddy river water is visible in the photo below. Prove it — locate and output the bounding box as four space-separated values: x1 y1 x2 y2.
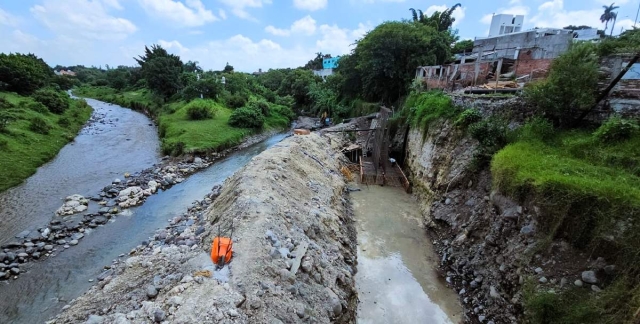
352 185 463 324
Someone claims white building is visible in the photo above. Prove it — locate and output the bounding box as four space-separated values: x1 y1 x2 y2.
488 14 524 37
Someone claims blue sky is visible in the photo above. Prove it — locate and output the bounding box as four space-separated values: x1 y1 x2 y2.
0 0 638 72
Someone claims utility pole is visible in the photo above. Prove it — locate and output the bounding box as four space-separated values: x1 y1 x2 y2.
635 2 640 28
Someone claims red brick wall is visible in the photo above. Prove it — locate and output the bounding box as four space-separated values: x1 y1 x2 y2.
514 58 552 79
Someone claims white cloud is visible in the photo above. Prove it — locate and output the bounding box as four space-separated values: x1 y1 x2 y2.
265 15 317 36
219 9 227 20
528 0 610 31
30 0 137 41
316 22 372 55
425 4 466 27
265 25 291 36
293 0 327 11
353 0 405 3
138 0 217 27
0 8 20 27
101 0 123 10
218 0 272 20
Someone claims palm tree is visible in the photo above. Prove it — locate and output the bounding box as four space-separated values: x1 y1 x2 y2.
409 3 461 31
600 3 620 35
409 8 425 23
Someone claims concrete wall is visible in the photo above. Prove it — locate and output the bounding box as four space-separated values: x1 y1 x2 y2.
474 29 572 60
313 69 334 80
595 54 640 119
488 14 524 37
323 57 340 69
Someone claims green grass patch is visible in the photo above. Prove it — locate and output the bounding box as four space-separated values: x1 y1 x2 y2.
0 92 92 192
405 91 460 130
158 101 252 155
493 126 640 323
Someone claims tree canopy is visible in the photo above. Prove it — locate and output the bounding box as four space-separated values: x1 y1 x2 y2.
135 45 184 99
0 53 54 95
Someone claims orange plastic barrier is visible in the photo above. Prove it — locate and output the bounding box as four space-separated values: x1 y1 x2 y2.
211 237 233 266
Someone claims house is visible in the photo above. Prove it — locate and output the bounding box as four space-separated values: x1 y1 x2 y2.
313 56 341 80
415 14 577 91
54 70 77 77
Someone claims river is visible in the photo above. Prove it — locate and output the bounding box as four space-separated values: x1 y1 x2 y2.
352 185 463 324
0 98 160 245
0 98 288 323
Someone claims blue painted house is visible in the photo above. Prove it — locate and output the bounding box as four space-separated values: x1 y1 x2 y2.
322 56 341 69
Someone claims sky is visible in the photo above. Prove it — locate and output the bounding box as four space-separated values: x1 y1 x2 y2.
0 0 638 72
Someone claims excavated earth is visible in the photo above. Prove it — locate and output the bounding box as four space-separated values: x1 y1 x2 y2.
52 133 357 324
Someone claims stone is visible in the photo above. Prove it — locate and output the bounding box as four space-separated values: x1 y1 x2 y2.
0 252 5 262
146 285 158 299
534 267 543 274
581 271 598 284
152 309 165 322
591 285 602 293
520 224 535 236
445 198 451 205
86 315 105 324
57 239 67 245
97 269 113 281
32 252 41 259
489 286 500 298
539 277 548 283
10 267 20 275
296 303 306 318
574 280 583 287
228 309 239 317
113 179 122 184
17 253 28 258
44 245 53 251
41 228 51 237
6 252 16 261
69 240 79 246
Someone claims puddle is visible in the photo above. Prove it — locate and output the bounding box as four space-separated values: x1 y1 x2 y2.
352 185 462 324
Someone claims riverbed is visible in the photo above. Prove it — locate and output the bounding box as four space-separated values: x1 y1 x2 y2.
0 98 160 245
352 185 463 324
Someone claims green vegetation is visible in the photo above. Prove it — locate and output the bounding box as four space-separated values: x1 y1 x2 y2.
185 99 218 120
0 53 54 95
405 91 459 130
0 92 92 192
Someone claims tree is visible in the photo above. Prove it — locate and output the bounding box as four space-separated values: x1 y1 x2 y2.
0 53 54 95
452 39 474 54
183 60 202 73
106 68 131 90
524 43 599 127
277 69 320 107
223 63 234 73
351 21 454 103
411 3 461 32
304 53 331 70
600 3 620 35
135 45 184 99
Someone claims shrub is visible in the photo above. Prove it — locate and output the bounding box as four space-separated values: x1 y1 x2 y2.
275 95 295 108
406 91 459 130
28 102 49 114
185 99 218 120
469 117 510 168
225 93 248 109
229 107 264 128
593 116 639 143
248 99 270 116
514 116 556 143
0 138 7 150
0 53 53 95
57 117 71 127
454 108 482 128
32 89 70 114
523 43 599 127
29 116 51 134
0 97 14 110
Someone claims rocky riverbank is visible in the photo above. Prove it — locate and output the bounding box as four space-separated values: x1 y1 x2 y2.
0 130 283 281
51 132 357 323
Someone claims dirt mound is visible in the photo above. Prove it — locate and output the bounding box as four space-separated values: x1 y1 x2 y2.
52 133 357 324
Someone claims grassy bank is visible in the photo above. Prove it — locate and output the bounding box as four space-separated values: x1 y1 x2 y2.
0 92 93 192
74 86 291 155
492 123 640 323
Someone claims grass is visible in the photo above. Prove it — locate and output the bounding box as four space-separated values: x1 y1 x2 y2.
158 101 252 155
492 124 640 323
0 92 92 192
